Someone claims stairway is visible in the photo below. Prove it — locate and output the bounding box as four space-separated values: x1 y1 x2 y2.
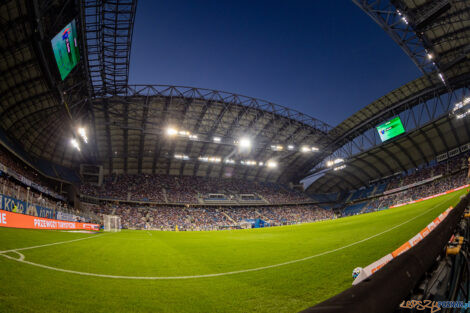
221 211 237 224
162 188 168 203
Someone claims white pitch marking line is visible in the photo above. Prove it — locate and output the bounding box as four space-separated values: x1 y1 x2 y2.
0 250 25 261
0 233 105 254
0 198 452 280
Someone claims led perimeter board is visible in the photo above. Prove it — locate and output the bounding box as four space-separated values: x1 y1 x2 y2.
51 20 80 80
376 117 406 142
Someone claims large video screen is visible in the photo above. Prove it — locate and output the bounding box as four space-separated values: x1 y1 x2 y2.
51 20 80 80
376 116 406 142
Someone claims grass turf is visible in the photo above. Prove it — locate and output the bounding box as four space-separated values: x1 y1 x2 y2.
0 188 467 313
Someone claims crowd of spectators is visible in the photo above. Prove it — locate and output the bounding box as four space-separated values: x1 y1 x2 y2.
80 174 312 204
84 202 334 231
359 154 469 213
0 145 61 196
225 205 335 225
371 170 467 210
384 154 467 192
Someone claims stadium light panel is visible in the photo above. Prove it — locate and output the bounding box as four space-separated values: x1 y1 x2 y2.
327 158 344 167
189 134 198 140
258 162 264 166
334 165 346 171
241 160 256 166
427 53 433 60
166 128 178 136
70 138 80 151
267 161 278 168
301 146 310 153
174 154 189 160
213 137 221 143
438 72 445 83
238 138 252 149
208 157 221 163
287 145 294 151
78 127 88 143
452 97 470 119
311 147 319 152
224 159 235 164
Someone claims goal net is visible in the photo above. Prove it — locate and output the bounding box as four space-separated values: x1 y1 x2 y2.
394 198 413 206
103 215 121 232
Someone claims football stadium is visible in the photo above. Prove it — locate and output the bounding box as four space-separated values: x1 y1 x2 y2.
1 0 470 312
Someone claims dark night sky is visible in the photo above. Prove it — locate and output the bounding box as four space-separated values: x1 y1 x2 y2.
128 0 421 127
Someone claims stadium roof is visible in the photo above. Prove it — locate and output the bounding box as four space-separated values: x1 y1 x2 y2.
90 85 333 183
306 0 470 193
0 0 334 183
2 0 470 186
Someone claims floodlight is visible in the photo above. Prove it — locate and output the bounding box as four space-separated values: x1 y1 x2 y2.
241 160 256 166
311 147 319 152
267 161 278 168
70 138 80 151
301 146 310 153
174 154 189 160
334 165 346 171
287 145 294 151
213 137 221 143
239 138 252 149
189 134 198 140
327 158 344 167
166 127 178 136
438 72 445 83
208 156 221 163
427 53 433 60
77 127 88 143
451 97 470 119
224 159 235 164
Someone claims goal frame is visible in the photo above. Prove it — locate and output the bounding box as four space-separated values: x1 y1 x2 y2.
103 215 121 232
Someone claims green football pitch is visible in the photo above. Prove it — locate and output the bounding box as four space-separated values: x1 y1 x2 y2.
0 188 467 313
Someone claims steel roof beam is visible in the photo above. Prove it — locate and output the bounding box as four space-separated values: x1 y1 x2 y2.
393 141 418 168
137 95 150 173
152 97 171 174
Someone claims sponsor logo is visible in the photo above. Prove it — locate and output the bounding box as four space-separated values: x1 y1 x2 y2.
400 300 470 312
399 300 441 312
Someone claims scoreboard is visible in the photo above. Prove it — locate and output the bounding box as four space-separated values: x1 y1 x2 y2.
376 117 406 142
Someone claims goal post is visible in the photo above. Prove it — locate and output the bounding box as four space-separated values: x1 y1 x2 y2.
103 215 121 232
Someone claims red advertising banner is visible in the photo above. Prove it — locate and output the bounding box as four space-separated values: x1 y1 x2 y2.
0 209 99 231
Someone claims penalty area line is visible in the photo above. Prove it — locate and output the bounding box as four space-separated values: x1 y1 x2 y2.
0 198 452 280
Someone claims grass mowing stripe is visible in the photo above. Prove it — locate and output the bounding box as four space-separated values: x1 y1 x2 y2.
0 195 452 280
